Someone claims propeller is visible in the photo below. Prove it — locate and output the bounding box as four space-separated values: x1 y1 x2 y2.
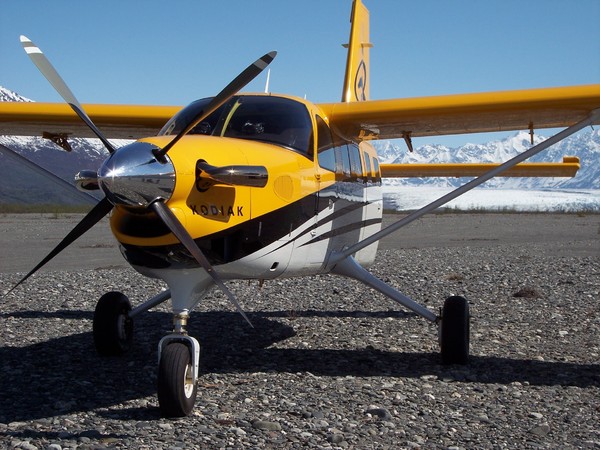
20 36 117 154
8 36 276 325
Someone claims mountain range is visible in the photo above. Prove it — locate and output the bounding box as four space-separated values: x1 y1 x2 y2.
1 85 598 206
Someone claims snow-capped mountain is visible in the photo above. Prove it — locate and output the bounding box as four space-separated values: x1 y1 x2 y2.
0 86 32 103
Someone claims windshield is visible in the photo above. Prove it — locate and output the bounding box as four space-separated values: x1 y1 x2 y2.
159 95 313 157
159 97 224 137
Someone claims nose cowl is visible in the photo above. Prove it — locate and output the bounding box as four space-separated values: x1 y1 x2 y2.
98 141 176 207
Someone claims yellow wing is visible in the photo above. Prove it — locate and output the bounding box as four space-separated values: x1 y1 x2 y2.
2 85 598 146
0 102 179 139
320 84 600 141
319 84 600 179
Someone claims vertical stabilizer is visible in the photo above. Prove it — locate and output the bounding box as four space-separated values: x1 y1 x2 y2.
342 0 372 102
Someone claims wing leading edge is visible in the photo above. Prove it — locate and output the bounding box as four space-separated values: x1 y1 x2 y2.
0 102 179 139
321 84 600 141
2 84 599 141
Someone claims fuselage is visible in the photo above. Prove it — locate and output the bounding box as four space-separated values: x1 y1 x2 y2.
107 94 383 282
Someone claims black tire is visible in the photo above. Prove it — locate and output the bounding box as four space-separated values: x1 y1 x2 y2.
93 291 133 356
158 342 198 417
440 295 470 365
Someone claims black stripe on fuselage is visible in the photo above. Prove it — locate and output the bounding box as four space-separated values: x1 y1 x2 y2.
119 181 380 270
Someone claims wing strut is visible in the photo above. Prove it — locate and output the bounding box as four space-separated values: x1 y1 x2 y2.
332 256 438 322
330 108 600 265
0 144 96 204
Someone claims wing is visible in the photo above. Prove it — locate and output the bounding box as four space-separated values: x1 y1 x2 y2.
320 84 600 141
320 84 599 178
0 102 179 139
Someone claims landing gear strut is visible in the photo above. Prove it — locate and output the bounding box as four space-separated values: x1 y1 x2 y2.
92 289 201 417
331 256 471 365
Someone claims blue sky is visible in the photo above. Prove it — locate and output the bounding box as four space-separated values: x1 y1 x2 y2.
1 0 599 147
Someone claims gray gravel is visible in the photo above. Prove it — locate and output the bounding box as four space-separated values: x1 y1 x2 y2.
0 213 599 449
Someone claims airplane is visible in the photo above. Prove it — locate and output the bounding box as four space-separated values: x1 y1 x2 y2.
1 0 599 417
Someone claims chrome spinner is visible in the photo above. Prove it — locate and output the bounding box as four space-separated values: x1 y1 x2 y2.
98 141 176 207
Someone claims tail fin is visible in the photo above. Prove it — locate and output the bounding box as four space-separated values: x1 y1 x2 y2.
342 0 373 102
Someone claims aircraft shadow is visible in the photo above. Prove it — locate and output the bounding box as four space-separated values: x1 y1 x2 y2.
0 310 597 423
0 310 93 320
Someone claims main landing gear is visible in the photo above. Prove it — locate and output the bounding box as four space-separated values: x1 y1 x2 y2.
93 291 133 356
439 295 470 365
332 256 470 365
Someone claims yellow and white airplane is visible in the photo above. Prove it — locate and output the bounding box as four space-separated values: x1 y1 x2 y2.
1 0 599 417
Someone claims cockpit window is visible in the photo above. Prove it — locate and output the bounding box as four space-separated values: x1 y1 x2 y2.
221 96 313 157
159 95 313 157
159 97 226 137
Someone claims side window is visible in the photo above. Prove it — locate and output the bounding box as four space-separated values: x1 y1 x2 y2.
349 144 363 179
372 157 381 182
340 144 351 178
316 116 336 171
363 151 372 181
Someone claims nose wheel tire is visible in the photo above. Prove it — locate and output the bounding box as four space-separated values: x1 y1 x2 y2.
439 295 470 365
158 342 198 417
93 291 133 356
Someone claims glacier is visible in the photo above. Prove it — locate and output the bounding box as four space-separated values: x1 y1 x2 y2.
383 186 600 213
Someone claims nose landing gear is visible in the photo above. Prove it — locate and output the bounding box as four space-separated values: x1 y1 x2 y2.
157 313 201 417
157 339 200 417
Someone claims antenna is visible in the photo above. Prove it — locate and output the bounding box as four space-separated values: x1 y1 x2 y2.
264 69 271 93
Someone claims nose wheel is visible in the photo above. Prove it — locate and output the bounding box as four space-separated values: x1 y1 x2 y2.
157 336 201 417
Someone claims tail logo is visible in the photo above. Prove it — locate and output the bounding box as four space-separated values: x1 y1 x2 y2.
354 60 367 101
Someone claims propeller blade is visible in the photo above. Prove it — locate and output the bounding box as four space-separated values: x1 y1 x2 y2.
20 35 116 154
156 51 277 158
4 197 114 296
150 200 253 328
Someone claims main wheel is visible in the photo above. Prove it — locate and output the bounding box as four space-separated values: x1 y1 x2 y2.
440 295 470 365
93 291 133 356
158 342 198 417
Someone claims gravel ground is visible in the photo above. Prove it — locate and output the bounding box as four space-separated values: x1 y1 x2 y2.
0 213 599 449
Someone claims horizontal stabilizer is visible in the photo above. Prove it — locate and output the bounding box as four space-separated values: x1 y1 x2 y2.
380 156 580 178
